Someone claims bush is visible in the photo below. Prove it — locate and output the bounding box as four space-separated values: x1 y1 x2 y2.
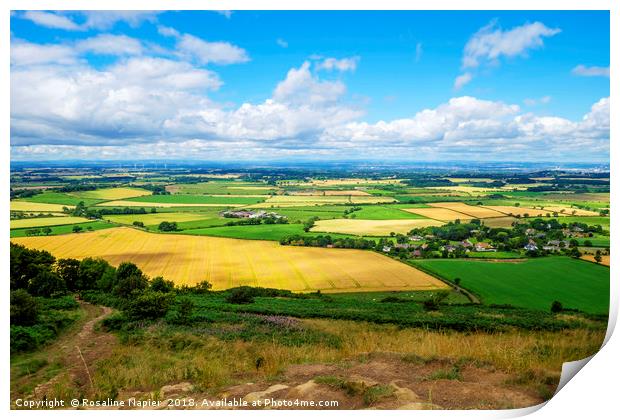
113 262 148 298
551 301 563 313
150 276 175 293
226 288 255 304
158 221 179 232
422 290 450 311
125 290 175 320
10 290 39 326
28 270 66 297
79 258 115 291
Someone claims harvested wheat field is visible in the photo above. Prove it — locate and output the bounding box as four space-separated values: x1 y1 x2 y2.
10 201 74 212
12 227 447 293
95 200 239 208
542 206 600 216
252 195 395 207
402 207 472 222
10 216 91 229
580 255 610 266
480 206 548 217
311 218 444 236
428 202 505 219
73 187 152 200
481 217 519 228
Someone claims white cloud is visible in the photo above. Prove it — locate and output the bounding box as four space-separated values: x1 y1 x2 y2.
157 25 181 38
76 34 143 56
462 21 560 69
176 34 249 65
316 56 360 72
415 42 423 62
524 95 552 106
572 65 610 78
274 62 347 105
10 40 77 66
214 11 233 19
22 11 82 30
276 38 289 48
453 72 472 90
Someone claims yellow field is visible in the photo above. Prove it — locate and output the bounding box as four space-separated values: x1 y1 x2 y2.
428 202 505 219
290 189 371 196
580 255 610 266
227 186 274 190
480 206 549 217
12 228 448 293
481 217 519 228
105 212 214 226
250 195 396 207
284 178 403 186
542 206 599 216
427 186 498 194
445 178 496 183
311 218 443 236
95 200 238 208
402 207 473 222
73 187 152 200
10 201 74 212
10 216 91 229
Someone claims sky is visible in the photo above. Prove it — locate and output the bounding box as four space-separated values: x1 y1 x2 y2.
10 10 610 162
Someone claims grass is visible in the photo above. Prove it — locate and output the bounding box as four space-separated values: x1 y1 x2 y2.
13 227 447 292
105 212 218 227
415 257 609 314
168 181 276 195
10 201 74 213
14 191 102 206
253 195 396 207
10 216 92 229
72 187 152 200
10 221 115 238
311 218 443 236
348 205 428 220
466 251 523 259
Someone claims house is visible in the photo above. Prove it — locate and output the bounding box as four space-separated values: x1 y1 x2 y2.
382 246 392 252
525 228 536 236
411 250 422 258
441 245 457 252
409 235 424 241
424 234 436 239
394 243 410 250
475 242 496 252
523 239 538 252
460 240 473 248
572 226 584 233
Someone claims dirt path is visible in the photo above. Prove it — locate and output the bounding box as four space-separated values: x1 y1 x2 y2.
29 301 116 401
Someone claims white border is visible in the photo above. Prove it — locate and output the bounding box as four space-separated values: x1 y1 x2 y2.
2 1 616 419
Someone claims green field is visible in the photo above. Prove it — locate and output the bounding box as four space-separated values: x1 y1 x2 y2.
14 192 102 206
170 181 277 195
348 205 429 220
415 257 609 314
10 221 115 238
124 194 265 205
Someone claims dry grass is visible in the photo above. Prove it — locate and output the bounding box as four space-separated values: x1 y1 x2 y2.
105 212 214 226
12 227 447 292
480 206 549 217
481 217 519 228
250 195 395 207
580 255 610 266
311 218 443 236
10 201 74 212
90 319 605 396
402 207 473 222
542 206 599 216
10 216 91 229
428 202 505 219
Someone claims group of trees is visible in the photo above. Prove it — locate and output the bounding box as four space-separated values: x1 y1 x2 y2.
71 202 156 219
280 234 378 250
158 221 179 231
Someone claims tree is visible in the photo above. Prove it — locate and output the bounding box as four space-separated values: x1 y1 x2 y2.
177 297 195 324
55 258 81 291
10 290 39 326
158 221 179 232
10 243 55 290
42 227 52 235
226 288 255 304
150 276 175 293
72 225 83 233
594 250 603 264
79 258 114 291
28 270 66 297
125 290 174 320
113 262 148 297
133 221 145 228
583 240 593 247
551 301 563 313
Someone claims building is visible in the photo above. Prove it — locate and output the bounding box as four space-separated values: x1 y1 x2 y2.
475 242 496 252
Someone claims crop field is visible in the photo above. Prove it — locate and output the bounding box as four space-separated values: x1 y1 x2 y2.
10 201 75 212
10 216 91 229
166 182 277 195
581 255 610 266
403 207 473 222
95 200 242 208
10 221 114 238
293 178 404 186
481 217 519 228
311 218 443 236
288 189 371 196
12 227 449 292
348 205 429 220
428 202 505 218
250 195 396 207
123 194 265 205
480 205 549 217
72 187 152 200
541 206 599 216
415 257 609 314
104 212 217 226
13 191 101 206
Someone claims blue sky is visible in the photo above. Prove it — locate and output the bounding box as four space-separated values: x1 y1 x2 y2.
10 10 610 162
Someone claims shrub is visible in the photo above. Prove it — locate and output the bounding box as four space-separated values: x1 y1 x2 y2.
10 290 39 326
226 288 255 304
422 290 450 311
28 270 66 297
79 258 114 291
150 276 175 293
551 301 563 313
113 262 148 298
125 290 175 320
158 221 179 232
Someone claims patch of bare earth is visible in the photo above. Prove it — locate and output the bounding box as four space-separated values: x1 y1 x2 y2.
118 352 544 410
28 302 116 401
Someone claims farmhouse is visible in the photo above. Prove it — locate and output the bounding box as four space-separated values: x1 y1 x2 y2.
460 239 473 248
220 209 284 219
524 240 538 252
409 235 424 241
475 242 496 252
382 246 392 252
394 243 411 250
525 228 537 236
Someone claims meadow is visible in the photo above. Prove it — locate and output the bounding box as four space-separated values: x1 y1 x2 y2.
10 216 91 229
10 201 74 213
415 257 609 314
10 221 115 238
311 218 443 236
13 227 448 292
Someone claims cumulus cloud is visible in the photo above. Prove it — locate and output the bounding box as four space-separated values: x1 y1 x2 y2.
462 21 560 69
11 40 78 66
572 65 610 77
316 56 360 72
21 11 82 30
76 34 143 56
523 95 552 106
19 10 160 31
276 38 289 48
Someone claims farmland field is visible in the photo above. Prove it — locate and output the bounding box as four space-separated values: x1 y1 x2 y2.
95 200 242 208
252 195 396 207
480 205 549 217
311 218 443 236
104 212 217 226
428 202 505 218
581 255 610 266
10 201 75 212
123 194 265 205
13 227 448 292
73 187 152 200
415 257 609 314
10 221 114 238
13 191 101 206
10 216 91 229
403 207 472 222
